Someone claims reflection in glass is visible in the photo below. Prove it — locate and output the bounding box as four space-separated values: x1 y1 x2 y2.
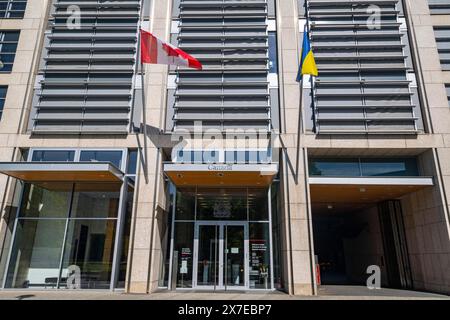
117 183 134 288
79 150 123 169
19 183 72 218
127 149 138 174
61 219 116 289
6 219 66 288
70 183 120 218
225 225 245 287
174 222 194 288
197 225 219 286
271 182 282 289
249 223 271 289
196 188 247 220
175 188 196 220
248 188 269 221
31 150 75 162
309 158 419 177
309 158 360 177
360 158 419 177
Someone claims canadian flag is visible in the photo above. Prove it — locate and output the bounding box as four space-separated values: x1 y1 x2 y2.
140 29 202 70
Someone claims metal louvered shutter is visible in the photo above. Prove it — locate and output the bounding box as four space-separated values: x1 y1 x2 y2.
305 0 423 134
171 0 271 132
434 27 450 70
29 0 141 134
428 0 450 14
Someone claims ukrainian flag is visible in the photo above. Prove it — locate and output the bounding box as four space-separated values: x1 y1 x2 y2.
296 30 318 82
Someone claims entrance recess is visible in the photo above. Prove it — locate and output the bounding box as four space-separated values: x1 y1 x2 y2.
193 222 249 290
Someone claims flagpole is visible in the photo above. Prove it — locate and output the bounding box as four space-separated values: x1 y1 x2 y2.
139 27 149 184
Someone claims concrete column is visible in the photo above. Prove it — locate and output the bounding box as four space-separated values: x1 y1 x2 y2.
126 0 171 293
277 0 314 295
407 0 450 295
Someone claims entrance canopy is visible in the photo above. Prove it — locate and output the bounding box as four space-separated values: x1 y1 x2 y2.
164 163 278 187
0 162 124 183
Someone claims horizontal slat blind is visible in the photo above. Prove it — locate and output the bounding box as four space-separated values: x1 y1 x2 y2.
29 0 140 134
306 0 421 134
172 0 271 132
428 0 450 14
434 27 450 70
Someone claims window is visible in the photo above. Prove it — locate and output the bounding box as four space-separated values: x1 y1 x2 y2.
446 84 450 106
30 149 126 171
5 182 121 289
0 0 27 19
31 150 75 162
0 85 7 119
268 32 278 74
6 148 137 290
309 158 420 177
0 31 19 72
79 150 123 169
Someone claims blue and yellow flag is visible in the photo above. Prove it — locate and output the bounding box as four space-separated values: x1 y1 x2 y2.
296 31 318 81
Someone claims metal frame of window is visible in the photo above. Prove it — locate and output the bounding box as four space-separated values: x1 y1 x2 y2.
1 148 137 291
0 0 27 19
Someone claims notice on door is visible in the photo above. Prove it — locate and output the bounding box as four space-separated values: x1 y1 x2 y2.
180 260 188 274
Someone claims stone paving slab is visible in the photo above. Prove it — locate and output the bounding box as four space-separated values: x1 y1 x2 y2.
0 286 447 300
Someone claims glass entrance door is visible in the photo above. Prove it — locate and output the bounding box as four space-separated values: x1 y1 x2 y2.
193 222 248 290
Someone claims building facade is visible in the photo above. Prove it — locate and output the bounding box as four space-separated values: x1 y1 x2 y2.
0 0 448 295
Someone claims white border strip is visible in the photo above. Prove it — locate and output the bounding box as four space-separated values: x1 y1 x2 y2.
308 177 434 186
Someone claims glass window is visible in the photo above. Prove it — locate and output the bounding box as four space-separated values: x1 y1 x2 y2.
60 219 116 289
19 183 72 218
0 85 7 120
70 183 121 218
309 157 420 177
196 188 247 221
249 223 271 289
0 31 20 73
0 1 27 18
175 187 196 220
5 219 66 288
173 222 194 288
31 150 75 162
117 182 134 288
79 150 123 169
309 158 360 177
269 32 278 74
127 149 138 174
360 158 419 177
248 188 269 221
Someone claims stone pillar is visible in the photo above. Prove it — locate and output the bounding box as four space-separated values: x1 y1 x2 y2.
126 0 171 293
277 0 315 295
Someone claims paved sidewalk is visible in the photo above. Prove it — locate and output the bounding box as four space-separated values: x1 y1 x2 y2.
0 286 447 300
